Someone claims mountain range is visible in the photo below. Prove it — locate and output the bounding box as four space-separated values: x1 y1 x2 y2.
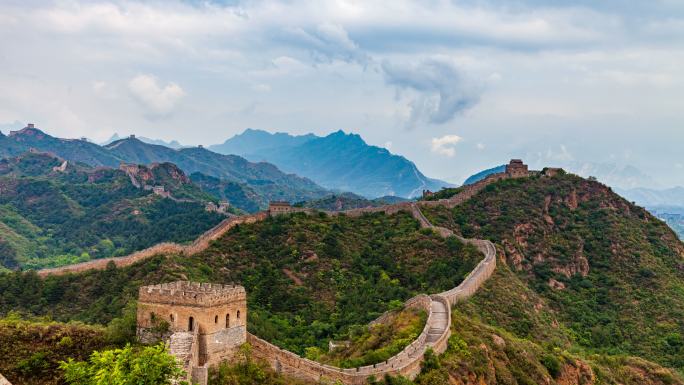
0 125 328 209
209 129 452 198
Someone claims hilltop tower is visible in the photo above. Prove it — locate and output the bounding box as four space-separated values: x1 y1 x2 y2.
505 159 529 178
137 281 247 383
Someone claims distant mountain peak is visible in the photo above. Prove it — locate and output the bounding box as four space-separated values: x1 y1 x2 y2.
210 128 452 198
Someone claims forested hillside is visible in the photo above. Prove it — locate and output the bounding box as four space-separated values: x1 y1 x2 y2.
0 210 482 354
0 152 224 270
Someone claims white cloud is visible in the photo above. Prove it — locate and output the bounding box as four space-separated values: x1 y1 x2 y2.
282 23 369 65
431 135 462 157
252 84 272 92
0 0 683 186
382 58 481 127
476 143 485 150
545 145 574 162
128 74 185 117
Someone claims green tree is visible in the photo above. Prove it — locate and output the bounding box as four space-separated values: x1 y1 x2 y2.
59 343 187 385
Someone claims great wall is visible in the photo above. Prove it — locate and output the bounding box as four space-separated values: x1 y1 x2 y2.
20 160 543 385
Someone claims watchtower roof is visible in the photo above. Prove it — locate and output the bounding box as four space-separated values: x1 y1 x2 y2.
138 281 246 307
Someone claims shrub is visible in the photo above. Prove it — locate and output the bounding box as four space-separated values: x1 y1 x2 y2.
60 343 187 385
541 353 561 378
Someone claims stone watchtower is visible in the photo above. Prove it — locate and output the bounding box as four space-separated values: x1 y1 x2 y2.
505 159 529 178
137 281 247 380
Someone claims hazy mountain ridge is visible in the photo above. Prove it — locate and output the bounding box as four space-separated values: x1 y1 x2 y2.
0 125 330 208
210 129 452 198
617 187 684 239
209 128 316 154
102 133 186 149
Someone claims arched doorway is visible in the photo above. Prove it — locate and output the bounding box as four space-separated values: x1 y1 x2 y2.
188 316 194 332
225 313 230 328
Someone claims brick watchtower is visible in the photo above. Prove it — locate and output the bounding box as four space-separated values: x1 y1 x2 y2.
137 281 247 368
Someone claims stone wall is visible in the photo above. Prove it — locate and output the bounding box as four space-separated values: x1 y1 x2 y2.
38 212 269 277
0 373 11 385
202 325 247 366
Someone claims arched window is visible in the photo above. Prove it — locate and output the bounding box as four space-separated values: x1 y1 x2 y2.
188 316 194 332
214 315 218 324
170 314 174 322
237 310 241 321
225 313 230 328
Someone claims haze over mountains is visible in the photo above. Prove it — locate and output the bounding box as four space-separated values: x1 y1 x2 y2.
210 129 452 198
102 133 185 149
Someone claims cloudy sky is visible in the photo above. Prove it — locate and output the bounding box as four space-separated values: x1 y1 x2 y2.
0 0 682 186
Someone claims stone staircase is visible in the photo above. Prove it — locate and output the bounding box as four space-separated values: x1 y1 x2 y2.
169 331 195 368
426 300 449 344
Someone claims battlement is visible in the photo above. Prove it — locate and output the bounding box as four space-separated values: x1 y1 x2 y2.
139 281 246 307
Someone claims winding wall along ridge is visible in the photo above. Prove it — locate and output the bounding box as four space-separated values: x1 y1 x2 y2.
37 172 502 278
243 199 496 383
33 173 505 384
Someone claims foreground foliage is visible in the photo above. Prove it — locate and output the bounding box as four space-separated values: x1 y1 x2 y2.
0 314 112 385
60 343 187 385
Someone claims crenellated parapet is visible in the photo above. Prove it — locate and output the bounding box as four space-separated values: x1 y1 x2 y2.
138 281 246 307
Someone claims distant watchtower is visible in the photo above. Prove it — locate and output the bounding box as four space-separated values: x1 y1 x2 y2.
268 201 293 215
137 281 247 368
505 159 529 178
